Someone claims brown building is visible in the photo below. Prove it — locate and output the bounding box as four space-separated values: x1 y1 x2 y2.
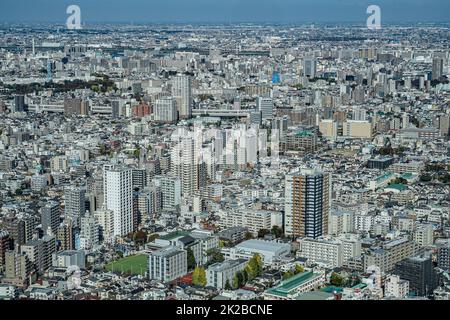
0 230 12 268
285 168 331 239
64 99 90 116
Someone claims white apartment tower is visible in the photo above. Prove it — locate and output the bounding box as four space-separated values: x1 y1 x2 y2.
103 165 133 237
171 75 192 119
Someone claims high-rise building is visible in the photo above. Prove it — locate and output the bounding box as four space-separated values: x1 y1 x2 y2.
64 98 89 116
132 168 148 190
257 97 274 120
0 230 12 268
154 97 178 123
21 235 57 275
353 109 367 121
170 132 207 196
432 58 444 80
171 75 192 119
56 219 74 251
436 239 450 272
3 248 32 288
64 187 85 227
154 175 181 211
41 201 61 236
94 209 115 243
148 246 187 282
3 215 36 246
439 114 450 137
284 168 331 238
13 95 26 112
394 254 438 297
111 100 121 118
79 213 99 250
303 57 317 78
103 165 133 237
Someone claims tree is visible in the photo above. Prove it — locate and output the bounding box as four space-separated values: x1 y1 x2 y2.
258 229 270 238
246 254 263 280
330 272 344 287
133 230 147 246
147 234 159 243
420 174 433 182
224 279 232 290
242 269 248 284
389 177 408 185
186 248 196 271
271 225 283 238
207 248 224 264
294 264 304 274
133 148 141 159
245 263 255 281
192 267 207 287
244 231 254 240
282 271 294 280
232 274 239 289
236 271 245 288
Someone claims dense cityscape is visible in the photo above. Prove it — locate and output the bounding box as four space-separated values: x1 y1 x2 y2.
0 20 449 302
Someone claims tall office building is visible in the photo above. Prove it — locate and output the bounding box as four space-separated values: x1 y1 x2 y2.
79 213 99 250
353 109 367 121
64 98 89 116
3 249 32 288
432 58 444 80
0 230 12 268
171 75 192 119
170 131 207 196
257 97 274 120
303 57 317 78
103 165 133 237
154 175 181 211
13 95 26 112
111 100 121 118
41 201 61 236
56 219 74 251
154 97 178 123
285 168 331 239
94 209 115 243
21 235 57 275
394 254 438 296
148 246 187 282
64 187 85 227
439 114 450 137
132 168 148 190
3 215 36 246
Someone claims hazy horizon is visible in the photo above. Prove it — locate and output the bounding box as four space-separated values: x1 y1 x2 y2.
0 0 449 24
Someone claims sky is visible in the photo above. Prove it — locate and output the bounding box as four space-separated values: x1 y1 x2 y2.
0 0 449 24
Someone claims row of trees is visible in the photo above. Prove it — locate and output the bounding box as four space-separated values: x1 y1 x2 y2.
191 254 264 290
282 264 305 280
329 272 361 287
226 254 264 290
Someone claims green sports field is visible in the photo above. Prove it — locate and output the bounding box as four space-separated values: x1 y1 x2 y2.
105 254 148 276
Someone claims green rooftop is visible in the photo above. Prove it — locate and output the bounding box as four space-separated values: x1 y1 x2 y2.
400 173 414 179
386 183 408 191
376 172 395 183
352 283 367 290
321 286 343 293
159 230 191 241
296 130 314 137
265 271 319 297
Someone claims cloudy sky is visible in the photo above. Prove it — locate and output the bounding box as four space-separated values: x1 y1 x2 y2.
0 0 448 24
